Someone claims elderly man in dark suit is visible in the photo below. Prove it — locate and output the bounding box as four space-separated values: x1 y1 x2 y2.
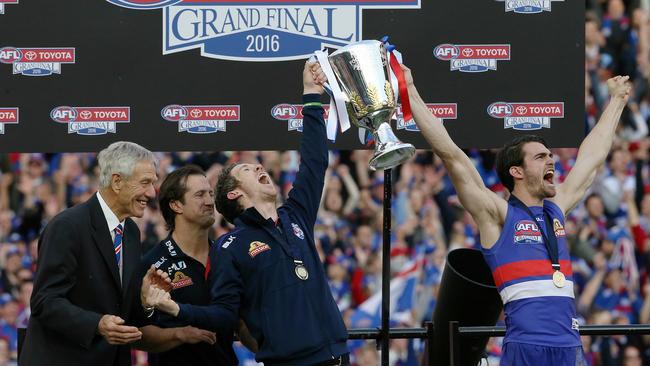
19 141 165 366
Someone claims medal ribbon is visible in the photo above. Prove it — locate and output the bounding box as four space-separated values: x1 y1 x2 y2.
508 195 560 272
277 211 306 268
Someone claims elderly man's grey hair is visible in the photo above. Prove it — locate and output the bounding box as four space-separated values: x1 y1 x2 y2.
97 141 158 189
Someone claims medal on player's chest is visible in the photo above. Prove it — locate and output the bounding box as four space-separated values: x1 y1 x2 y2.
552 270 566 288
294 260 309 280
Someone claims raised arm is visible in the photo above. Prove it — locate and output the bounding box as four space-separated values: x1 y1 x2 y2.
402 65 506 247
285 62 329 226
555 76 631 215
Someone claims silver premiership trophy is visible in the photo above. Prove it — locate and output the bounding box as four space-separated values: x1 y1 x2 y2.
326 40 416 170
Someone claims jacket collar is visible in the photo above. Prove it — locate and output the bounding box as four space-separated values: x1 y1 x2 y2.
235 207 277 228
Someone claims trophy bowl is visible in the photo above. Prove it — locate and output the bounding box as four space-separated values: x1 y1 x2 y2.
328 40 415 171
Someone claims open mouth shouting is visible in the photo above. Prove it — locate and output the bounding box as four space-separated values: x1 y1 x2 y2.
258 172 271 185
543 169 555 185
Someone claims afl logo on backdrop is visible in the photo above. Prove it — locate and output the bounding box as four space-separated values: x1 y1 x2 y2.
106 0 421 62
51 106 130 135
434 44 510 73
0 47 75 76
0 47 22 63
433 44 459 61
161 104 239 134
271 103 330 132
488 102 564 130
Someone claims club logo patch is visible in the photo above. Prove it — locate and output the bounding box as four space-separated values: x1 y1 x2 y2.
514 220 543 244
553 218 566 238
248 241 271 258
292 223 304 240
171 271 194 289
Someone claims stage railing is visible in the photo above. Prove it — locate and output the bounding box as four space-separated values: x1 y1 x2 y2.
347 322 650 366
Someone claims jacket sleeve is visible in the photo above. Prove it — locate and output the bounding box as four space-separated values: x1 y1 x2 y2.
285 94 329 226
30 216 102 349
176 245 240 333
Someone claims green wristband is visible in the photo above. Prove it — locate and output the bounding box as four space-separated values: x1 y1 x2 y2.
303 102 322 108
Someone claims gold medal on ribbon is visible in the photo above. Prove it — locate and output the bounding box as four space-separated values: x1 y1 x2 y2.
552 270 565 288
295 264 309 280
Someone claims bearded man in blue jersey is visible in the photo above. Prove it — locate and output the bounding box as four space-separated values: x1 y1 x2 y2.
402 64 630 365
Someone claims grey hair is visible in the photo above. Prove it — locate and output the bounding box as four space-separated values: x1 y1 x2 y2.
97 141 158 189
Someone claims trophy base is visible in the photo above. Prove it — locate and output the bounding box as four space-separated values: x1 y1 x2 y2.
369 142 416 171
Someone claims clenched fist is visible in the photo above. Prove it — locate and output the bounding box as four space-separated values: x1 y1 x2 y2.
607 75 631 101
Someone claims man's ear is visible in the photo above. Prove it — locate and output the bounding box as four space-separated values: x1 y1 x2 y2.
111 173 123 192
509 166 524 180
170 200 182 214
227 190 242 201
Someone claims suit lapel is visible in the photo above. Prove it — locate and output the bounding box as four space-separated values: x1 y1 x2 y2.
89 195 122 291
120 220 140 297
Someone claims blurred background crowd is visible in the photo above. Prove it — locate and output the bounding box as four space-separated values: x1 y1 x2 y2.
1 0 650 365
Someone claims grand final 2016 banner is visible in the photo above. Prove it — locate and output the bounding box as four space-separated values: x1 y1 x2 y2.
0 0 583 153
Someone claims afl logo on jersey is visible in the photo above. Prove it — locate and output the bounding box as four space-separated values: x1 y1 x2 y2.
513 220 543 244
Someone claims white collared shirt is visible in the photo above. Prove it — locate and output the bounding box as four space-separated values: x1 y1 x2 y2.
96 192 125 281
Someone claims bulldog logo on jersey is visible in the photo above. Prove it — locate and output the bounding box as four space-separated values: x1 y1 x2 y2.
514 220 543 244
248 241 271 258
553 218 566 238
171 271 194 290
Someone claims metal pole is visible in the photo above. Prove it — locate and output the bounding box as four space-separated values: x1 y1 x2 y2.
426 322 435 366
449 321 460 366
346 323 650 340
381 168 392 366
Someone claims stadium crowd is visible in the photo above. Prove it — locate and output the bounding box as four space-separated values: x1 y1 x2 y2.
1 0 650 364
